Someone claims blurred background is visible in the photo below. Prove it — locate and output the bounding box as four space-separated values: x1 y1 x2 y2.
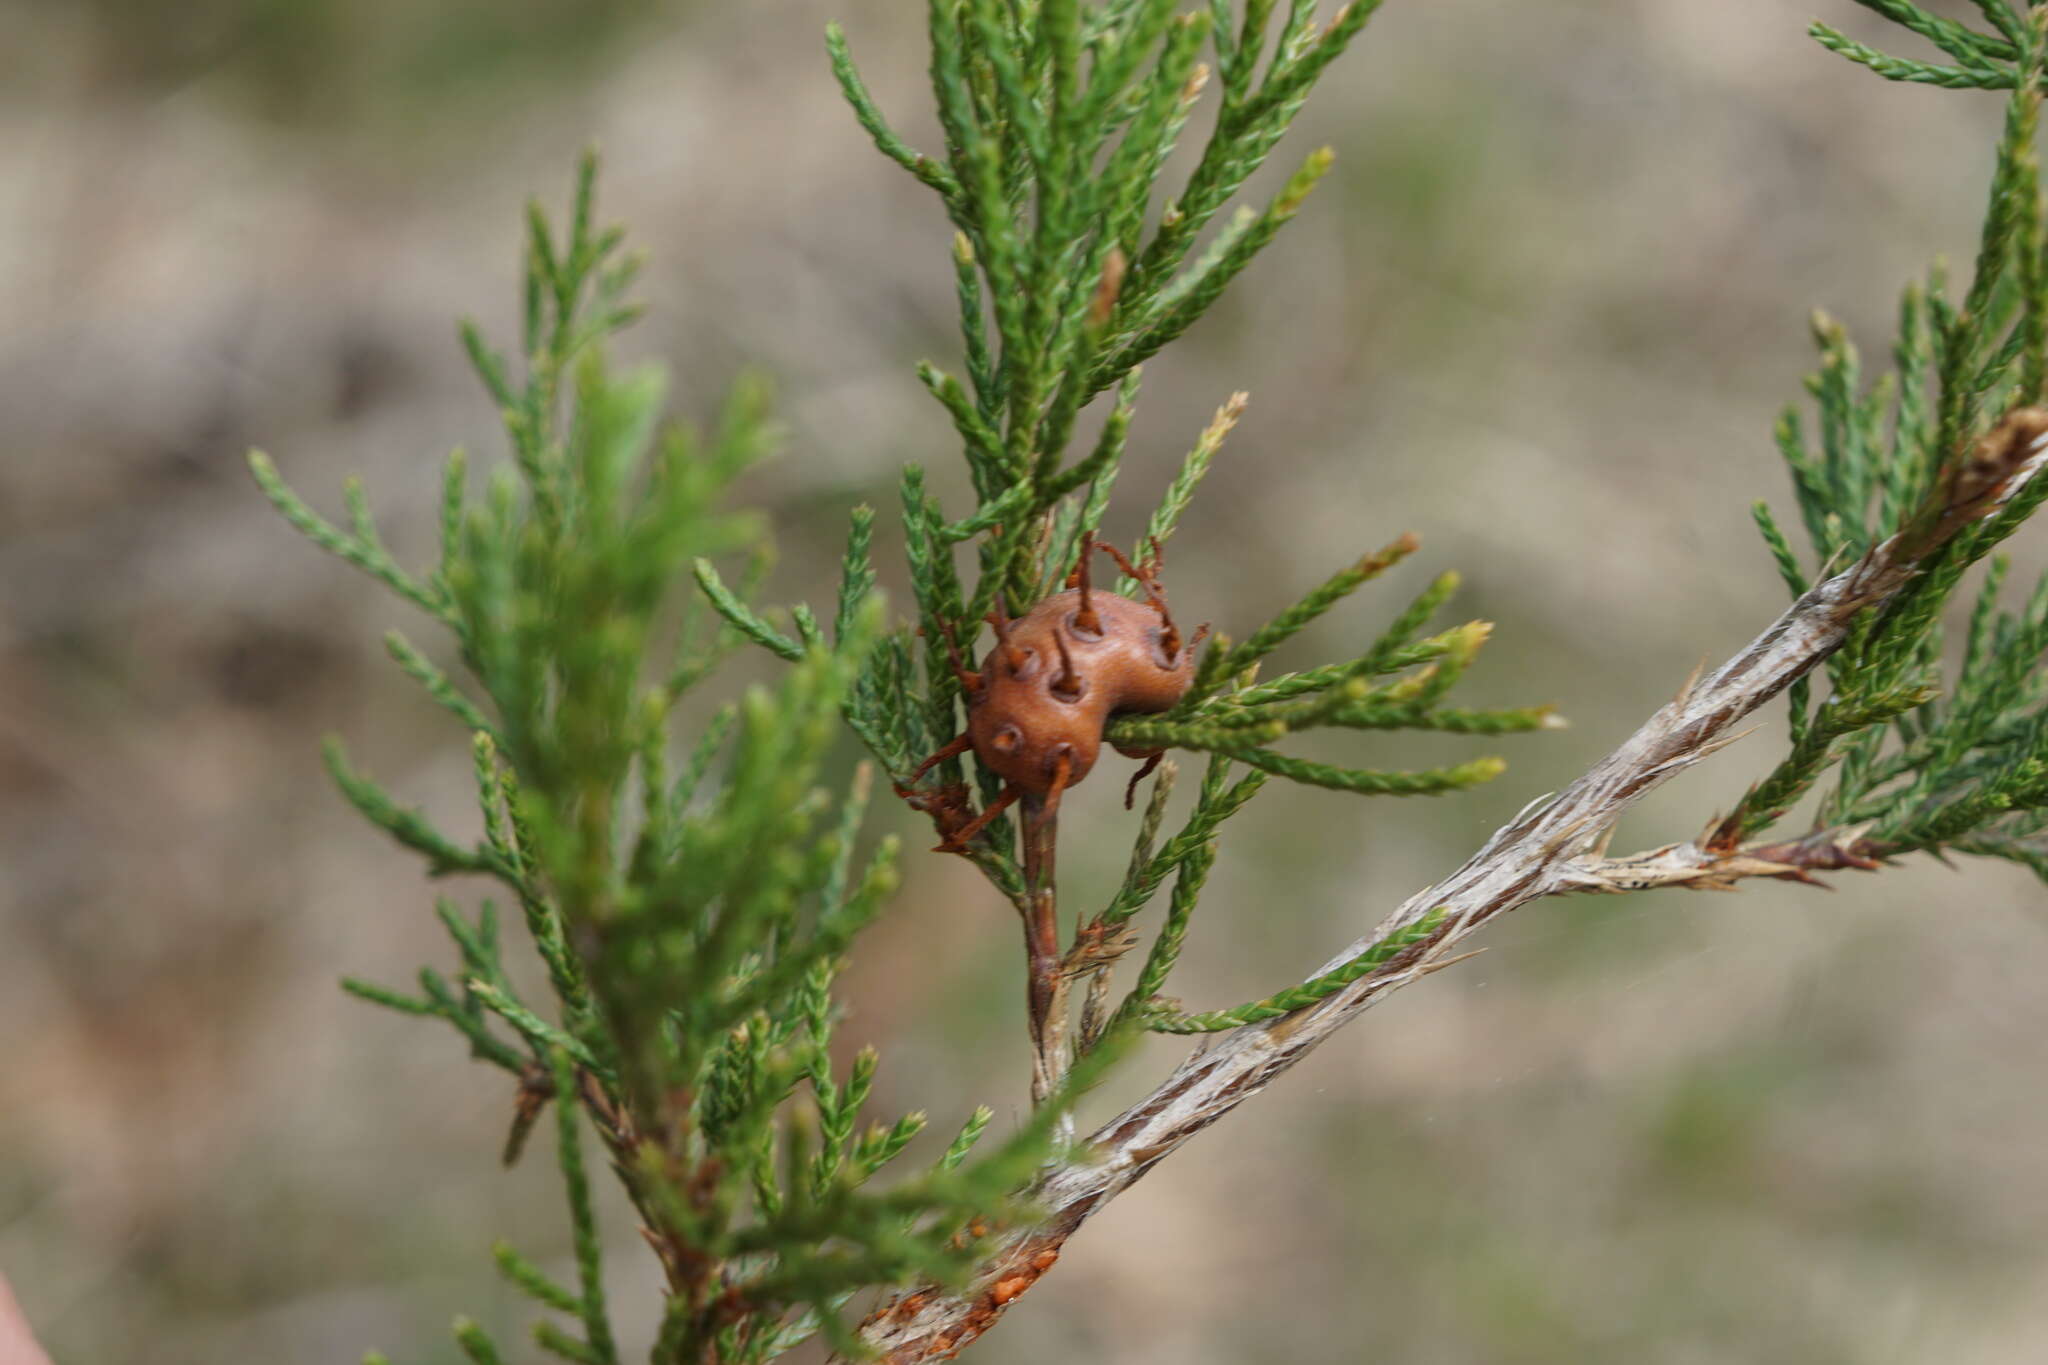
7 0 2048 1360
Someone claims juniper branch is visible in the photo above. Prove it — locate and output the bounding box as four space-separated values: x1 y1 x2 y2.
855 427 2048 1363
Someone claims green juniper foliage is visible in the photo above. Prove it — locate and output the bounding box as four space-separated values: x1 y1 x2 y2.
800 0 1545 1100
250 1 2048 1361
1723 1 2048 880
252 158 1096 1363
819 0 1539 817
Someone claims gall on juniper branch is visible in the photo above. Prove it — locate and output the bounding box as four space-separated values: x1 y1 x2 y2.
899 534 1204 852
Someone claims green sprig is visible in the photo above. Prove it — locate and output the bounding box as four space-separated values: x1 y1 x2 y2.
1147 908 1448 1033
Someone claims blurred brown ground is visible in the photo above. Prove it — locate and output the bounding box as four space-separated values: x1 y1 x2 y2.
5 1 2048 1361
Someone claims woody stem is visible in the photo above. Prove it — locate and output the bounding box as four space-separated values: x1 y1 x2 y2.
1018 792 1068 1108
